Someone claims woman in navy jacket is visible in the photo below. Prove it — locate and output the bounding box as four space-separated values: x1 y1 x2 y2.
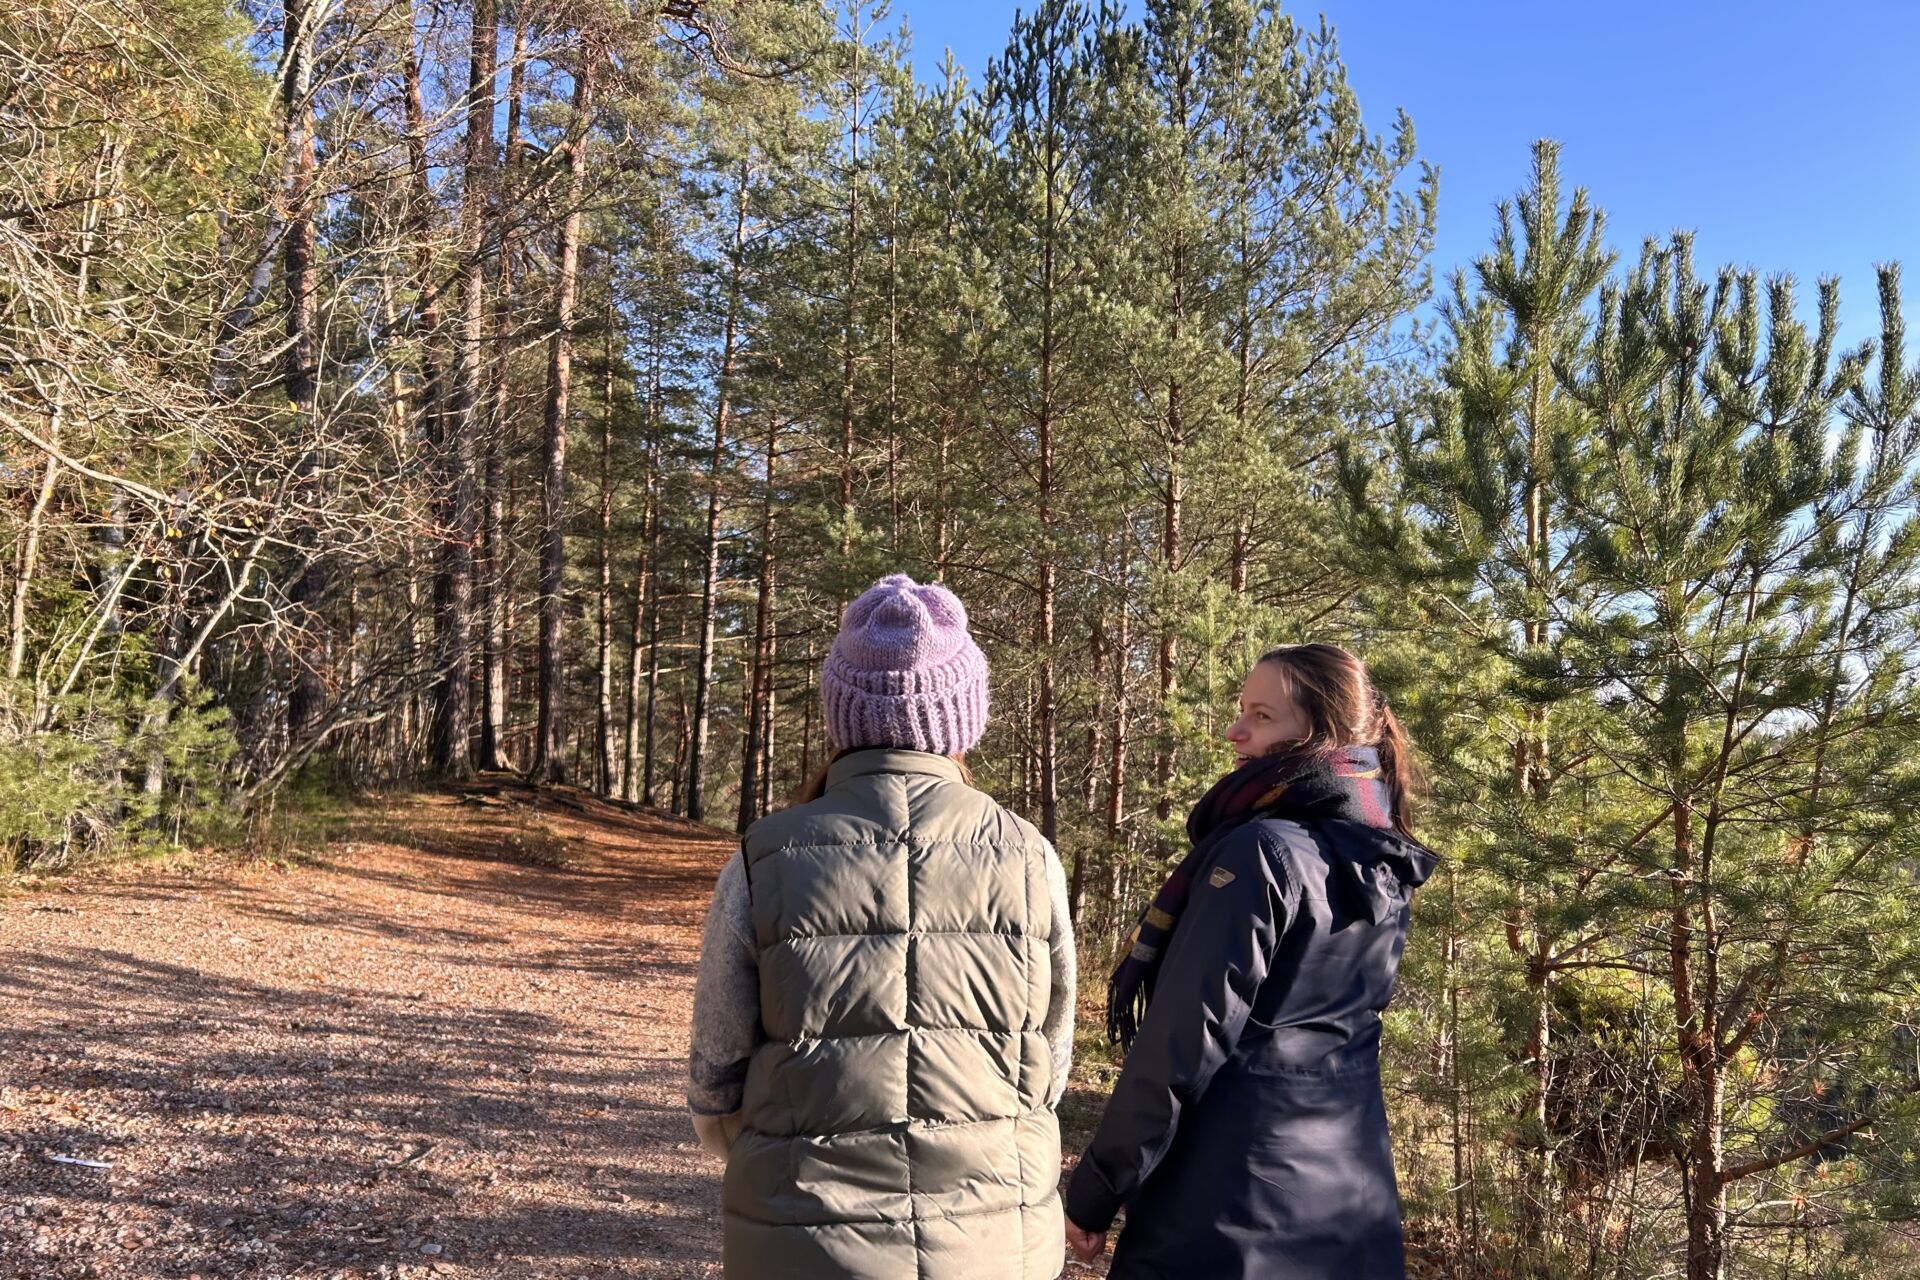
1065 643 1436 1279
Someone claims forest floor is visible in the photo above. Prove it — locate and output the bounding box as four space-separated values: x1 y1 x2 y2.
0 783 1126 1280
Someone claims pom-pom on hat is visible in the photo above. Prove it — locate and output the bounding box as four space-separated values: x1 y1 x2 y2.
821 574 989 756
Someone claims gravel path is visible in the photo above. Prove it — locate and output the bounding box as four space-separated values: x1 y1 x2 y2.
1 784 734 1280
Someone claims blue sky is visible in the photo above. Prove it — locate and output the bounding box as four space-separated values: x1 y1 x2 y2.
896 0 1920 352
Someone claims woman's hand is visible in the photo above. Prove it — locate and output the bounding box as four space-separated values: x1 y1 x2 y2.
1064 1217 1107 1264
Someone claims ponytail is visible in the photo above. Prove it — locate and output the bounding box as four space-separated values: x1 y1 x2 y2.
1372 701 1424 842
1257 642 1426 841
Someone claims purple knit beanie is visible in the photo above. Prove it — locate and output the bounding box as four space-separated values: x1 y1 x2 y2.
822 574 990 756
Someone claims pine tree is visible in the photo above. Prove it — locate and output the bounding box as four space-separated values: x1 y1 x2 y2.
1558 246 1920 1280
1432 140 1615 1243
1353 146 1920 1272
982 0 1102 848
430 0 498 781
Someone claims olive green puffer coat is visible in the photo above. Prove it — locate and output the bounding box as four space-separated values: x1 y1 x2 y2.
723 749 1067 1280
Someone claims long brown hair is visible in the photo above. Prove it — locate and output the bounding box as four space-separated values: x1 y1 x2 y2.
1256 643 1425 840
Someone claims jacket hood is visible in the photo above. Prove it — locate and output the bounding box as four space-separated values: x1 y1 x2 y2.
1319 820 1439 925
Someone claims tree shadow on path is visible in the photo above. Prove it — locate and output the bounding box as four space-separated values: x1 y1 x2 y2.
0 784 737 1279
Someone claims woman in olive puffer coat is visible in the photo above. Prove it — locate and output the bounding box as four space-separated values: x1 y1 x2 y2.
687 574 1077 1280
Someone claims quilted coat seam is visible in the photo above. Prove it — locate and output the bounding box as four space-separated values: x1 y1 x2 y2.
777 1028 1045 1041
902 806 922 1269
759 1106 1051 1141
753 838 1012 851
723 1192 1055 1230
1013 829 1033 1269
769 929 1038 940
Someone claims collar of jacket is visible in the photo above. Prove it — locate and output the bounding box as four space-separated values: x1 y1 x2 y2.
826 747 966 789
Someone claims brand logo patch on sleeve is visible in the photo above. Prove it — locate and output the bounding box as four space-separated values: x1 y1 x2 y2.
1207 866 1236 889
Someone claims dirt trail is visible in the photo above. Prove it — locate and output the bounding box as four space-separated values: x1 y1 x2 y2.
1 784 738 1280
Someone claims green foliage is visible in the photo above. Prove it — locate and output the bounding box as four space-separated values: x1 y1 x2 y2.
10 1 1920 1272
0 679 233 876
1354 141 1920 1275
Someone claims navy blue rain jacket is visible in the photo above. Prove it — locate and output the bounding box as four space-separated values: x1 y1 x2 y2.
1065 814 1437 1279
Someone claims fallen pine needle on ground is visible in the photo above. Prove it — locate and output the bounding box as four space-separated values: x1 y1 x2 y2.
0 782 738 1280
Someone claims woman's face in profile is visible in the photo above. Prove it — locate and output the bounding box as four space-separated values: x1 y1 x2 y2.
1226 662 1311 765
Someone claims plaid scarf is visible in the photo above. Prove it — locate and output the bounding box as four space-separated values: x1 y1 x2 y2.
1105 745 1394 1049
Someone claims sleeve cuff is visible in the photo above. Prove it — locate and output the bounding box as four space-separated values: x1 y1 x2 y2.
1064 1157 1122 1233
690 1109 744 1159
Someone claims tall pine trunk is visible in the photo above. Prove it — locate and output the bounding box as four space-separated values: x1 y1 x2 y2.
430 0 495 780
884 190 901 553
641 514 665 805
478 18 525 773
623 547 649 802
400 6 443 774
933 416 951 578
1228 141 1255 603
737 415 779 832
1156 370 1183 825
624 305 664 803
399 542 421 763
837 42 863 565
798 637 816 785
1512 331 1558 1243
1105 529 1132 928
1152 177 1187 828
1151 49 1197 833
760 618 778 816
596 296 617 796
670 606 691 813
284 0 324 745
534 55 595 783
1070 567 1105 925
1034 103 1060 846
1442 869 1472 1246
688 166 748 822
